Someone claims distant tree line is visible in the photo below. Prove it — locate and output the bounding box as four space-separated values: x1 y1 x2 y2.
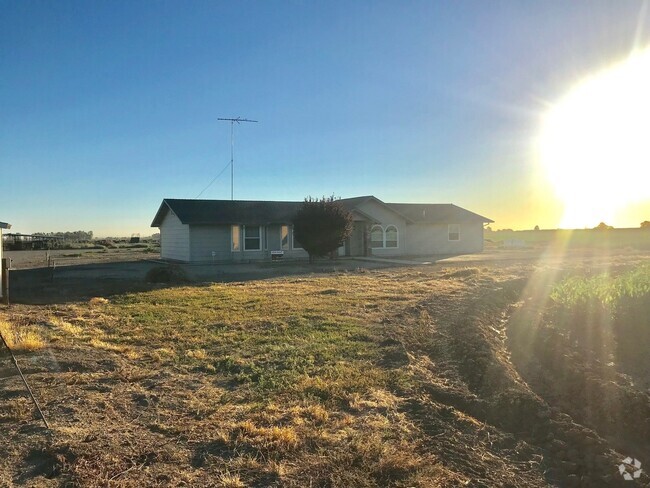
593 222 614 230
489 222 650 231
34 231 93 241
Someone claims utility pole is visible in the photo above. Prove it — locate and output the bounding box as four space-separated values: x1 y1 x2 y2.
217 117 258 200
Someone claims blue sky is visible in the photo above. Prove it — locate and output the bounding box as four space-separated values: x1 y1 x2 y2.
2 1 649 236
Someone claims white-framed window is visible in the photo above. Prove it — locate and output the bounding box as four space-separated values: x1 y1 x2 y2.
231 225 240 251
291 226 303 250
448 224 460 241
281 225 290 250
244 225 262 251
370 224 399 249
370 225 384 248
385 225 398 248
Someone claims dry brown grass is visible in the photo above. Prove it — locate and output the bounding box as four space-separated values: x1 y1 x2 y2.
185 348 208 360
5 258 636 486
0 319 46 351
88 297 109 306
217 471 246 487
2 264 525 487
88 338 123 351
49 316 84 336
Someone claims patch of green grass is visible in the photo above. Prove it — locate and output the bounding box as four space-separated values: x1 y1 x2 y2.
551 264 650 307
549 264 650 374
56 273 448 403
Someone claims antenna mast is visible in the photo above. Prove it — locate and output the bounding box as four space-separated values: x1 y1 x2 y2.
217 117 258 200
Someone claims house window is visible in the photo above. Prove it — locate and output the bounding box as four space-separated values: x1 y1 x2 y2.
385 225 398 248
244 225 262 251
231 225 240 251
281 225 289 250
448 224 460 241
291 226 303 250
370 225 384 248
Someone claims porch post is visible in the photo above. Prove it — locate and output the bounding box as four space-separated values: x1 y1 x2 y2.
363 223 369 257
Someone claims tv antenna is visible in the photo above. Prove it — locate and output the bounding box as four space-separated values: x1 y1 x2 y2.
217 117 258 200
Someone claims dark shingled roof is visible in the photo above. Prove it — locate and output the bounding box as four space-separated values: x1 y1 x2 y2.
151 199 305 227
0 222 11 230
386 203 493 224
337 196 375 210
151 197 493 227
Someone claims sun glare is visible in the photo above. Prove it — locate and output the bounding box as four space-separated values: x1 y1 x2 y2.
539 48 650 228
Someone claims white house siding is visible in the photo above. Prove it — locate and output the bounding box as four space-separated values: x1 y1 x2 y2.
356 199 407 257
177 224 310 263
160 211 190 261
405 222 484 255
190 225 231 262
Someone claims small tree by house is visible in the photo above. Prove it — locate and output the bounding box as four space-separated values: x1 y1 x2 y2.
292 196 353 263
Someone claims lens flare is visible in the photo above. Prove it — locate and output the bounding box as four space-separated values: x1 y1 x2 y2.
539 48 650 228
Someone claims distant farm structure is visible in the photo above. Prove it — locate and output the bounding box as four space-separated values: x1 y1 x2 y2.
2 233 63 251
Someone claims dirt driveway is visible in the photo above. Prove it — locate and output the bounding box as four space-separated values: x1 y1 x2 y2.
4 248 154 269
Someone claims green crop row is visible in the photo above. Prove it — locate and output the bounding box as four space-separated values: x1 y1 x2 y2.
551 264 650 308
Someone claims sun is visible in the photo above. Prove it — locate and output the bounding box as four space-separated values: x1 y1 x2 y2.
539 48 650 228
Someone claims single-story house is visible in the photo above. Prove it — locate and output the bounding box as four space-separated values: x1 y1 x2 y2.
0 221 11 298
151 196 493 263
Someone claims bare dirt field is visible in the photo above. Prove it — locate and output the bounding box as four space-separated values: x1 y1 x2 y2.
1 249 649 487
5 248 157 270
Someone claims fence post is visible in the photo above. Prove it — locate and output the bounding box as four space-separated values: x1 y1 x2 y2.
2 258 10 305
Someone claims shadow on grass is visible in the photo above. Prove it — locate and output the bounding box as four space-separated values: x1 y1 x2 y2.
9 261 169 305
7 255 465 305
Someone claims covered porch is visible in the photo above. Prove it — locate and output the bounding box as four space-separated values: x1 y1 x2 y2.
340 220 370 257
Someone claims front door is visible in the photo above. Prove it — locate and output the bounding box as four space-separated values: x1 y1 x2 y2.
349 222 367 256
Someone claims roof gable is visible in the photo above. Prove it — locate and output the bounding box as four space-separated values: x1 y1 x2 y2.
386 203 493 224
339 196 414 223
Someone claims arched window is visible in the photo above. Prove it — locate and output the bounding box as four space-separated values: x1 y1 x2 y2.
385 225 398 248
370 225 384 248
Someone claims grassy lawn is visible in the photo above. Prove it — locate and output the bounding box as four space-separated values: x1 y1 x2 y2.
2 269 481 487
3 255 649 486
